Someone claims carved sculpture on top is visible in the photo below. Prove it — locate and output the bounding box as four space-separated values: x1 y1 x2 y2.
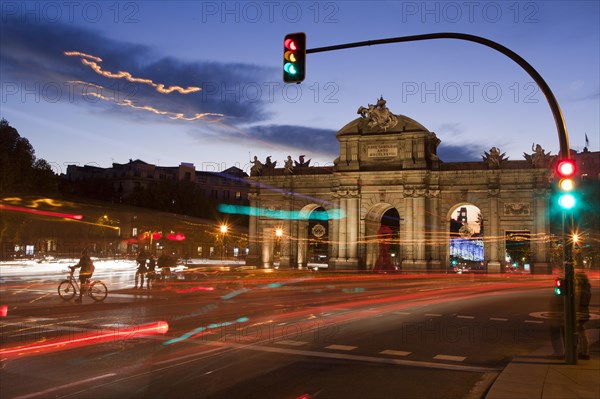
482 146 508 169
523 143 553 168
357 96 399 131
265 156 277 169
250 155 263 176
294 154 311 168
284 155 294 175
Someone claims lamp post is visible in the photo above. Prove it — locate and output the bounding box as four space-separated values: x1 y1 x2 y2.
220 224 228 262
275 228 283 268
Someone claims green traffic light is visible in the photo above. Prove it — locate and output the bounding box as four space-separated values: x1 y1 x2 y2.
558 193 576 209
284 63 297 75
554 287 563 295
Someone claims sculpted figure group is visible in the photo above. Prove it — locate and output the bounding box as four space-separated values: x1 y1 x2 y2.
250 154 311 176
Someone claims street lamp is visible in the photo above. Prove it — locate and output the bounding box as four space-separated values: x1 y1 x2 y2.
220 224 228 262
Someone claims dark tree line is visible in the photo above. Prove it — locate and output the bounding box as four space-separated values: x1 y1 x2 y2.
0 119 58 195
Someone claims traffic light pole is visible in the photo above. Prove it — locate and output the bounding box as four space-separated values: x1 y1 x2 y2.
306 32 577 364
563 211 578 364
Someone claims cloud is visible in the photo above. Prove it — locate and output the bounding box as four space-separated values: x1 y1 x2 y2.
437 143 481 162
0 17 275 124
235 124 338 155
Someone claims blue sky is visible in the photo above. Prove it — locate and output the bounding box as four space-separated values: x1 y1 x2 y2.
1 1 598 176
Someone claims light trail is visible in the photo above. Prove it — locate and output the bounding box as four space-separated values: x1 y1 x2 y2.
0 321 169 359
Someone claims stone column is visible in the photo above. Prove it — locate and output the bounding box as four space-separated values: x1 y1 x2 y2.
487 188 501 273
246 192 260 266
297 221 308 269
347 190 359 262
533 188 551 273
428 189 442 269
339 193 348 259
413 189 427 270
261 227 273 268
403 189 414 264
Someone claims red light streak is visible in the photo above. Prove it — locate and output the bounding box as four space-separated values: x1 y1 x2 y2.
175 285 215 294
0 305 7 317
0 204 83 220
0 321 169 359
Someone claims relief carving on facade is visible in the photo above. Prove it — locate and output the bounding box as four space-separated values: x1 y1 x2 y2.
504 202 531 216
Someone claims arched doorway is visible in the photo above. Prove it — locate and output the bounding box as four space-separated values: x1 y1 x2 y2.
364 203 401 270
448 204 484 272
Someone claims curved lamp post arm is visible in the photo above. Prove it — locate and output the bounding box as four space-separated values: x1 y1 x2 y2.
308 32 570 158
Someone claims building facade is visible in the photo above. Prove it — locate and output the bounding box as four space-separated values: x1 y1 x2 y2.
245 98 571 273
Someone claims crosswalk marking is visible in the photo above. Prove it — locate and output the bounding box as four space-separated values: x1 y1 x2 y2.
434 354 466 362
380 349 411 357
276 340 308 346
325 344 357 351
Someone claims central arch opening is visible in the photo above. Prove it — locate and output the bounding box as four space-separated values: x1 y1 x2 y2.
449 204 484 272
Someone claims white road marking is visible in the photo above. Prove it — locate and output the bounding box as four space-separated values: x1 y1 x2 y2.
489 317 508 321
425 313 442 317
205 341 499 373
380 349 411 356
434 354 466 362
524 320 543 324
325 344 357 351
13 373 117 399
457 315 475 319
392 311 411 315
276 340 308 346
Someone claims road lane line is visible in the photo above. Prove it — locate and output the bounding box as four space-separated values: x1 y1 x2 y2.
380 349 411 356
434 354 466 362
425 313 442 317
524 320 543 324
392 312 411 315
489 317 508 321
13 373 117 399
325 344 357 351
205 341 500 373
457 315 475 319
276 340 308 346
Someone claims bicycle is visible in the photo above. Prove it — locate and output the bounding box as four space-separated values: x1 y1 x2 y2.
58 267 108 302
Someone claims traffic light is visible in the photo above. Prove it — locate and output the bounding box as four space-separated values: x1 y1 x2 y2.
554 277 565 296
283 32 306 83
556 159 577 210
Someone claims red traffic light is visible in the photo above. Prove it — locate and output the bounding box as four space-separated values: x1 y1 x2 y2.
557 159 576 177
554 277 565 296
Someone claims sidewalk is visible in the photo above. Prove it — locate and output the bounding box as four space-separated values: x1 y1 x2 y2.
486 329 600 398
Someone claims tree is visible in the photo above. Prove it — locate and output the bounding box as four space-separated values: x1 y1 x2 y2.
0 119 57 195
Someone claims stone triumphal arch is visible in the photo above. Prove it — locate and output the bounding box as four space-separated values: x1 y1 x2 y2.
245 98 554 273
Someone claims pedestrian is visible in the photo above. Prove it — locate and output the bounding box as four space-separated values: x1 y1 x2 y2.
135 252 147 289
70 249 95 303
575 270 592 360
146 255 156 289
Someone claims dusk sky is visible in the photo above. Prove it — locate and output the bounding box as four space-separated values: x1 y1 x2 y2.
1 1 598 176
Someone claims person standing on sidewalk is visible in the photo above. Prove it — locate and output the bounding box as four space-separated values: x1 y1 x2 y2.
575 270 592 360
134 252 147 289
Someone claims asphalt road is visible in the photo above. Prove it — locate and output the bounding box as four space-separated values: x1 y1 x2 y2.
1 267 597 399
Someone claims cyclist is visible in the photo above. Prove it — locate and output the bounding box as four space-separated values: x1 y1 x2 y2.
70 249 95 303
